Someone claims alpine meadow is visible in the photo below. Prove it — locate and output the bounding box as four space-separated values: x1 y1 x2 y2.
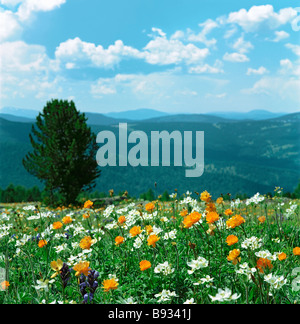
0 0 299 307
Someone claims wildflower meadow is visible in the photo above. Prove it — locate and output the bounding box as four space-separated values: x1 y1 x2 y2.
0 190 299 304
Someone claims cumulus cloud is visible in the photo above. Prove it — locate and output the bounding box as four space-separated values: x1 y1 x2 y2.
232 35 253 54
246 66 268 76
271 30 290 42
187 19 218 47
227 5 297 32
143 35 209 65
17 0 67 21
0 9 21 41
188 60 224 74
223 52 249 63
285 43 300 57
55 37 143 68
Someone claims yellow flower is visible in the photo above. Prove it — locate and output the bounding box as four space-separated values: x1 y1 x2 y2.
62 216 73 224
84 200 93 209
227 249 241 265
139 260 151 271
146 225 153 235
73 261 91 277
216 197 223 204
102 278 119 292
200 190 211 202
50 259 64 278
79 236 96 250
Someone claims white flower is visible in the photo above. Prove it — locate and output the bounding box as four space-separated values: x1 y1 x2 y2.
241 237 263 250
187 256 208 274
155 290 177 303
154 262 175 276
209 288 241 303
184 298 195 304
255 250 273 260
264 274 287 290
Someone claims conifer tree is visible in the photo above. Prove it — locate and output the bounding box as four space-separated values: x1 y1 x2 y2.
23 99 100 205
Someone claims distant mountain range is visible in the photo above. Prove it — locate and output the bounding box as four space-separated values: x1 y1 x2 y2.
0 110 299 196
0 107 296 125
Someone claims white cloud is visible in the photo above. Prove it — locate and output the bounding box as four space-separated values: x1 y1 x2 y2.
223 52 249 63
17 0 67 21
187 19 218 47
143 32 210 65
242 77 300 101
246 66 268 76
227 5 297 32
285 43 300 57
232 35 253 54
55 37 142 68
0 9 21 41
189 60 224 74
271 30 290 42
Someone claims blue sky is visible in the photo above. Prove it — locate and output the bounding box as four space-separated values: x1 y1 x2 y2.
0 0 299 114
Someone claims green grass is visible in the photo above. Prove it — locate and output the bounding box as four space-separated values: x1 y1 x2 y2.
0 191 299 304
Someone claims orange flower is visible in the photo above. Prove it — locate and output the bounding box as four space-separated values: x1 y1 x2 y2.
200 190 211 202
139 260 151 271
1 281 10 290
205 202 216 213
227 249 241 265
216 197 223 204
258 216 266 224
226 235 239 246
79 236 94 250
83 213 90 219
38 240 47 248
206 211 219 224
226 215 245 229
102 278 119 292
224 209 233 217
147 234 160 247
129 226 142 237
145 202 155 212
180 209 188 217
84 200 93 209
183 211 202 228
118 216 126 224
62 216 73 224
293 247 300 256
256 258 273 273
115 236 124 246
53 221 63 230
146 225 153 235
278 252 287 261
73 261 91 277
